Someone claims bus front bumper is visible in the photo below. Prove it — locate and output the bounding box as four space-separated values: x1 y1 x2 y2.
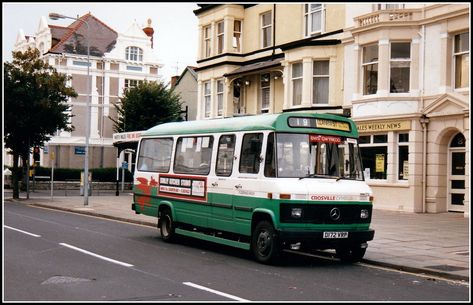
278 229 375 249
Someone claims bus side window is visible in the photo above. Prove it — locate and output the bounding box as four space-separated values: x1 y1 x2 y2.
264 133 276 177
216 134 236 176
239 133 263 174
137 138 173 172
174 136 214 175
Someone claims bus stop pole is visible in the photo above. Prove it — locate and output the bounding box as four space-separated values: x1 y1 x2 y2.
50 152 55 200
121 166 125 192
115 150 120 196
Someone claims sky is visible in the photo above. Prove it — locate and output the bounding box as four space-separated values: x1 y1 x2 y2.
2 2 200 84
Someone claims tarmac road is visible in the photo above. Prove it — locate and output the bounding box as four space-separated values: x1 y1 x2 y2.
4 202 469 302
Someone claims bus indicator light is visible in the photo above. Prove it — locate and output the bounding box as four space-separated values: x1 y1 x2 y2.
280 193 291 200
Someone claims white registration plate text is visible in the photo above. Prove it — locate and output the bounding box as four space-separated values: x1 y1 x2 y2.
323 231 348 239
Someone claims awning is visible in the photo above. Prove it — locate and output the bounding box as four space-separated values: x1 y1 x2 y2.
223 57 283 78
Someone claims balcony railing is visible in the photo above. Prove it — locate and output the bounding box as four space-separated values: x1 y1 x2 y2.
355 9 421 27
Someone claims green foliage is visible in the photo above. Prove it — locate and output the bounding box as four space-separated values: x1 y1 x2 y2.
4 48 78 198
110 80 183 133
4 48 77 152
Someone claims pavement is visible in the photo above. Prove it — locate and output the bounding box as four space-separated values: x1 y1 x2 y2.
3 189 470 283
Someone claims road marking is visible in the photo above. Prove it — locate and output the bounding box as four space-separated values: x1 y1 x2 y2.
59 243 134 268
4 225 41 237
183 282 249 302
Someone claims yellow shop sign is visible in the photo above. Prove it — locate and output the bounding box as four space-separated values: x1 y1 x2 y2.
357 120 411 133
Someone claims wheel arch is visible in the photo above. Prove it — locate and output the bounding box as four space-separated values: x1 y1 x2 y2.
251 208 277 233
157 201 175 225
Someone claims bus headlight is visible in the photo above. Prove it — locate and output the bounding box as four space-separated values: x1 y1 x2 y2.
360 209 369 219
291 208 303 218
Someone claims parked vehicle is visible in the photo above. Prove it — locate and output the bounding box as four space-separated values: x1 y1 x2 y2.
132 112 375 264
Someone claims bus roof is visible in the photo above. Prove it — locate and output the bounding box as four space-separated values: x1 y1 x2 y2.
142 112 358 137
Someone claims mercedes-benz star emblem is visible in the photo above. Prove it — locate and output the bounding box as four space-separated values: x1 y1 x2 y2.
330 207 341 220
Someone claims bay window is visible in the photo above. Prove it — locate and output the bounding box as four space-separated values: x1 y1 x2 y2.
217 21 224 54
454 32 469 89
291 62 303 106
233 20 242 52
216 79 224 117
203 81 211 118
390 42 411 93
312 60 329 104
203 25 211 58
362 44 378 95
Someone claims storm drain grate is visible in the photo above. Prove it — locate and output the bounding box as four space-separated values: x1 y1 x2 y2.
425 265 468 272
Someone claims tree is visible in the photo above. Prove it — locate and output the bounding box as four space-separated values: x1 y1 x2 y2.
4 48 77 199
111 80 183 133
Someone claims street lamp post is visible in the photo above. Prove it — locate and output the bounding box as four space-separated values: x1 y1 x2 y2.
49 12 91 206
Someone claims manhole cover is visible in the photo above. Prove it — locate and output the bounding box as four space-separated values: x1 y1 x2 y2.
42 276 91 285
425 265 468 272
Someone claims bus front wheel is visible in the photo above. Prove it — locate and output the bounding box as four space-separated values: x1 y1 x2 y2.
251 221 281 264
159 208 176 242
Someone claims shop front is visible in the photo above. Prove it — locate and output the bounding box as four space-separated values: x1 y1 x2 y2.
355 106 469 217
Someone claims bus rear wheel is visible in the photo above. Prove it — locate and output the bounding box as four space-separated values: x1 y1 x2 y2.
251 221 281 264
159 208 176 242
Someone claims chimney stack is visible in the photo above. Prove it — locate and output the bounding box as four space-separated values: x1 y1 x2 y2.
170 76 179 89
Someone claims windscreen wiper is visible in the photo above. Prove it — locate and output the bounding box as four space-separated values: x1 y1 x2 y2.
299 174 330 180
299 174 342 181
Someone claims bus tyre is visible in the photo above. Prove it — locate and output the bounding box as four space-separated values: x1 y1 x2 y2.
251 221 281 264
336 245 366 263
159 208 176 242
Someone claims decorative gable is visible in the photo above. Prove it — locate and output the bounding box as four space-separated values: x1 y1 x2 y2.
105 20 159 64
423 93 469 118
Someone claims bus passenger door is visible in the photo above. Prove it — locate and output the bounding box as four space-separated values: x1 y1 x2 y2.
232 133 264 236
209 134 237 231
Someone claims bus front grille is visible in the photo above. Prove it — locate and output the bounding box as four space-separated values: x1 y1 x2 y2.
280 203 372 224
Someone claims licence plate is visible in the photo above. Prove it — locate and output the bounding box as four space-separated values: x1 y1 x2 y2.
323 231 348 239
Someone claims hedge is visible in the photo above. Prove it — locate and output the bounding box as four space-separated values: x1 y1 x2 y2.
30 167 134 182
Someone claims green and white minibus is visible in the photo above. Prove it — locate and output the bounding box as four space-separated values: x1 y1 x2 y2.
132 112 375 264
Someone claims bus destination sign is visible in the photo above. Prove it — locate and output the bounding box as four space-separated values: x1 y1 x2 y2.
288 117 350 131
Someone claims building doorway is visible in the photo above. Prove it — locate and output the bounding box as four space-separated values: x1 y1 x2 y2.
447 133 466 212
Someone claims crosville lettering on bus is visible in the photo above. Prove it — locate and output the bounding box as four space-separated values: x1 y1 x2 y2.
311 195 336 201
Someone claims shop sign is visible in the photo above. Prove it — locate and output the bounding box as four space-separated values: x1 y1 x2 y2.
357 120 411 133
403 161 409 179
376 154 385 173
113 131 143 143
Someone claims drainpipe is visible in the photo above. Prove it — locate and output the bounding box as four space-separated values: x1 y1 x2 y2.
420 115 429 213
419 5 427 213
272 4 276 58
